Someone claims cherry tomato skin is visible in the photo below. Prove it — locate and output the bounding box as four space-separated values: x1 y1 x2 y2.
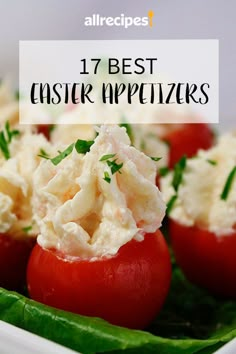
37 125 51 140
0 233 35 291
164 124 214 168
169 220 236 298
27 231 171 329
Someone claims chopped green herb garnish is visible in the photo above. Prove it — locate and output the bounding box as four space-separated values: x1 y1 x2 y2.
166 195 177 215
51 143 74 166
15 90 20 101
119 123 133 143
0 131 10 159
75 139 94 154
172 156 187 192
103 171 111 184
207 159 217 166
99 154 116 162
100 154 123 176
159 166 170 177
22 225 33 233
163 139 171 147
107 159 123 175
38 148 50 159
140 139 146 151
220 166 236 201
49 124 56 135
5 121 20 143
38 138 94 166
0 122 20 159
38 143 77 165
150 157 162 162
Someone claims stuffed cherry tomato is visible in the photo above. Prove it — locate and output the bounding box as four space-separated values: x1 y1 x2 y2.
0 122 55 291
29 125 171 329
169 221 236 298
27 230 171 329
0 233 35 291
161 132 236 298
163 123 214 168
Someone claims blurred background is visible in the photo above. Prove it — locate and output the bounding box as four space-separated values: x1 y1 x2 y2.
0 0 234 130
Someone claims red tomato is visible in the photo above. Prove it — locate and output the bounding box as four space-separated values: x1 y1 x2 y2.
0 233 35 291
36 125 51 140
27 231 171 329
169 220 236 298
163 124 214 168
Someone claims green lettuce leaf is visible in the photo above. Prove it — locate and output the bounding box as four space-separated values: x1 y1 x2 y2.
0 265 235 353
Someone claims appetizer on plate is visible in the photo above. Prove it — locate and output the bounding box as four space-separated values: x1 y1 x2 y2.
27 125 171 329
161 133 236 297
0 123 54 290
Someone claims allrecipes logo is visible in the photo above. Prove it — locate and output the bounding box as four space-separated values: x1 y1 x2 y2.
84 11 154 28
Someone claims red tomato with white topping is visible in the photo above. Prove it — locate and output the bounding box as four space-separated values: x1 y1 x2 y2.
27 230 171 329
169 220 236 298
163 124 214 168
0 233 35 291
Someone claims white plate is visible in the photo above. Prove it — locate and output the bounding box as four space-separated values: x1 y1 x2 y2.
214 339 236 354
0 319 235 354
0 320 79 354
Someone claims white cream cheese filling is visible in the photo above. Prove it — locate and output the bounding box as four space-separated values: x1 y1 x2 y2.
0 130 55 238
33 125 166 258
161 133 236 236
